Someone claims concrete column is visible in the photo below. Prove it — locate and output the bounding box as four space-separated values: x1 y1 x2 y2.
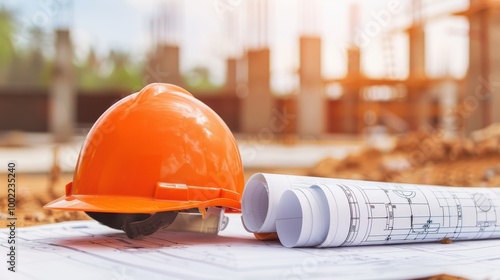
241 49 273 133
50 29 75 143
408 26 426 79
439 80 459 138
407 85 429 130
465 9 488 133
407 24 427 131
347 47 361 76
341 88 359 134
225 58 237 92
298 36 324 138
489 10 500 127
146 44 183 87
343 47 361 133
464 6 500 134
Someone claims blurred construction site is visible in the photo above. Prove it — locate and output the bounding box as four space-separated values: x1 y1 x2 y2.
2 0 500 227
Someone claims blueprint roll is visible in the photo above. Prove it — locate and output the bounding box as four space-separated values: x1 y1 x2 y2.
241 173 328 233
315 184 352 247
242 173 357 233
241 173 290 233
276 185 352 247
275 186 330 247
242 173 500 248
274 179 500 248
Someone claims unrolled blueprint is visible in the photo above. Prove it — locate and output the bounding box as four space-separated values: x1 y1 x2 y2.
2 215 500 279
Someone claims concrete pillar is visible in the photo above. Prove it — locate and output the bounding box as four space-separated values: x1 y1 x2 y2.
298 36 324 138
408 25 426 79
347 47 361 76
225 58 237 92
341 89 359 134
466 9 488 133
146 44 183 87
407 24 427 131
407 86 429 130
50 29 75 143
466 6 500 133
489 10 500 127
439 80 459 138
342 47 361 133
241 49 273 133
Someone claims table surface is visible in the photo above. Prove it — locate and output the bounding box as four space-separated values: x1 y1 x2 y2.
1 214 500 280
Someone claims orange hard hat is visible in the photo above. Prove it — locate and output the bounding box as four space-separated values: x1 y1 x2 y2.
45 83 244 237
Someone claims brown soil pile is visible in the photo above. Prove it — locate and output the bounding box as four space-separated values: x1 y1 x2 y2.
310 126 500 187
0 173 90 228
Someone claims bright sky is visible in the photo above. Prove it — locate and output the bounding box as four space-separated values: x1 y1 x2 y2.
1 0 470 92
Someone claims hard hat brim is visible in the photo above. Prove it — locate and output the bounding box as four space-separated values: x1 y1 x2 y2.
44 194 240 213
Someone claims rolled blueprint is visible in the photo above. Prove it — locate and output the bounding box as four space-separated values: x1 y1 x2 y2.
241 173 500 248
242 173 335 233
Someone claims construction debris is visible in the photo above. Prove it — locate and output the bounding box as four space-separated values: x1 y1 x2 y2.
439 238 453 244
0 148 89 228
310 128 500 187
0 174 89 227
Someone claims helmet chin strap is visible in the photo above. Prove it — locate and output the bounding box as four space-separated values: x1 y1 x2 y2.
85 211 178 239
86 207 227 239
122 211 178 239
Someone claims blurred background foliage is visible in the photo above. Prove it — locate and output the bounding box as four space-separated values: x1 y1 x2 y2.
0 7 219 91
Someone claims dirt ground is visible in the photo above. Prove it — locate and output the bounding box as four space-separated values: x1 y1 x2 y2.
0 173 90 227
309 129 500 187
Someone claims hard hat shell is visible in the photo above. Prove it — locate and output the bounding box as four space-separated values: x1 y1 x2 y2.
45 83 244 213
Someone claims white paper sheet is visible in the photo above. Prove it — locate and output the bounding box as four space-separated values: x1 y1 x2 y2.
2 214 500 279
241 173 500 248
